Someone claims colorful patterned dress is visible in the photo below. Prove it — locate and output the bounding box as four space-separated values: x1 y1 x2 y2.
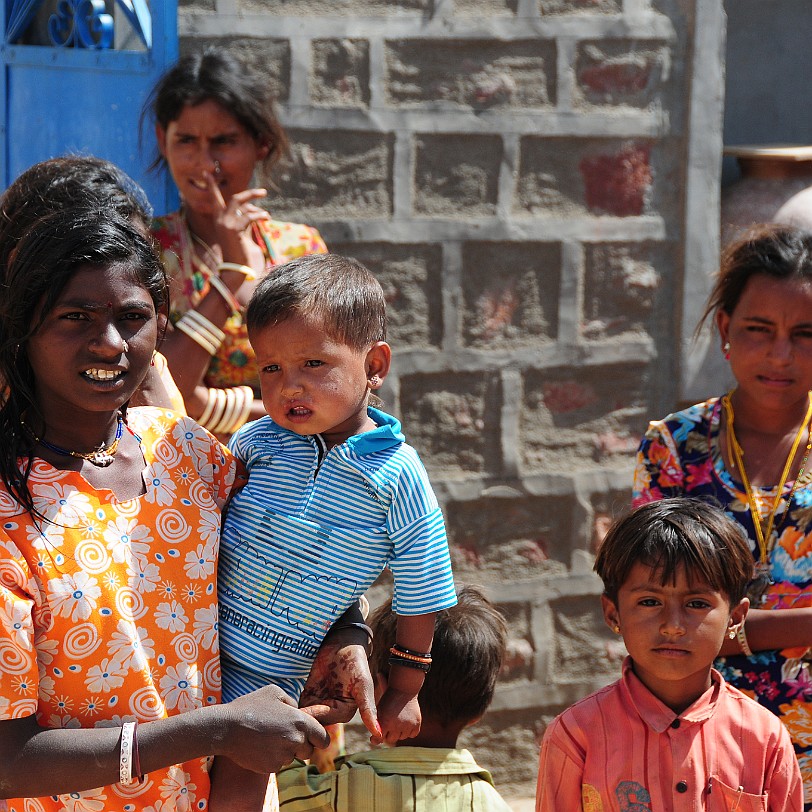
633 396 812 808
0 408 244 812
151 213 327 392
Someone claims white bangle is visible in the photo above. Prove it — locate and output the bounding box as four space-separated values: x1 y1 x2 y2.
217 261 257 281
119 721 136 785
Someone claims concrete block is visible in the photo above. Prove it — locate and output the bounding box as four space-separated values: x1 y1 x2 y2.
582 241 667 340
516 137 656 217
400 372 502 476
444 492 577 579
385 39 555 108
263 129 394 219
327 242 443 349
179 37 290 103
575 39 671 108
461 241 561 349
312 39 370 108
238 0 431 13
414 134 503 217
539 0 620 14
520 364 652 473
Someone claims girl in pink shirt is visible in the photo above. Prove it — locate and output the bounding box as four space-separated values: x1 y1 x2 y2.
536 498 803 811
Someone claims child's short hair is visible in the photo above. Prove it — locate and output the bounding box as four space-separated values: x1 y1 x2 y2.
369 585 507 727
245 253 386 350
595 498 753 606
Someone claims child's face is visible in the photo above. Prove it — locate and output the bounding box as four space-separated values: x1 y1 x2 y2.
602 562 748 714
252 313 390 447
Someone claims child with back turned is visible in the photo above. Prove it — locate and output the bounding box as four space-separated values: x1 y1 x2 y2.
536 497 803 812
277 584 514 812
211 253 457 809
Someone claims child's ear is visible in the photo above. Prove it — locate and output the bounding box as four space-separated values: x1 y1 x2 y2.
601 594 621 635
728 596 749 632
366 341 392 390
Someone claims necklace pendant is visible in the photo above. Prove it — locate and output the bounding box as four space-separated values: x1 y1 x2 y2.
88 450 115 467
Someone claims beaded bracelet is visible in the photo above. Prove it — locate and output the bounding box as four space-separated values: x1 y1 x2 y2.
389 653 431 673
391 643 432 660
217 261 257 281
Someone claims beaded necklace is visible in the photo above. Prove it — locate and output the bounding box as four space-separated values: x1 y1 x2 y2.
21 413 124 468
721 390 812 601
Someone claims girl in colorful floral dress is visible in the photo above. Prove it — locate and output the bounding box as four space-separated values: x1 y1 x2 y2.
634 224 812 808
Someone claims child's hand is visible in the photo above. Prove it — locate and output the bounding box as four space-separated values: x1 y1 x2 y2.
374 687 422 745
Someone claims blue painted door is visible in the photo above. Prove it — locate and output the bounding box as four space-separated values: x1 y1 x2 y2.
0 0 177 213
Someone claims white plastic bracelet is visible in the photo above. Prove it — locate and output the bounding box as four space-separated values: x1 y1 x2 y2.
119 721 136 785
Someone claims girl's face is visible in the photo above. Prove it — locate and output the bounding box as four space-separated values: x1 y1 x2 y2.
717 273 812 413
26 263 158 421
156 99 268 216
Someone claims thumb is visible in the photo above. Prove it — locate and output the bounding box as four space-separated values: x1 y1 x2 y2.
305 715 332 751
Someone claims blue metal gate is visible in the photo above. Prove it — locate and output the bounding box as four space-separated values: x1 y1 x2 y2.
0 0 177 212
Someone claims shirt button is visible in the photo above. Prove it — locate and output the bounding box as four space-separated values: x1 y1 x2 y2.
676 781 688 793
670 719 681 729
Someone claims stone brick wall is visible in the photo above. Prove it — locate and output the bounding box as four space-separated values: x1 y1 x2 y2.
179 0 721 797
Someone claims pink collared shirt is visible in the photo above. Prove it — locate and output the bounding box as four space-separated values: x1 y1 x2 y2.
536 657 802 811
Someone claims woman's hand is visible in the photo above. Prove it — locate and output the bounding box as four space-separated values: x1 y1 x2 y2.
216 684 330 774
298 630 380 740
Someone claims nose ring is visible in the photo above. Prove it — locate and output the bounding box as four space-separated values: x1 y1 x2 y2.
213 160 222 176
122 340 129 353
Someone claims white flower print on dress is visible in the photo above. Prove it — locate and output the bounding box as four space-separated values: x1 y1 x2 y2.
192 605 219 652
160 662 201 713
108 619 155 672
155 600 188 633
56 789 107 812
144 462 178 507
85 657 126 693
127 556 161 593
1 595 33 650
26 519 65 551
48 571 101 621
197 509 220 548
32 482 92 526
160 765 197 812
103 516 152 563
183 543 215 581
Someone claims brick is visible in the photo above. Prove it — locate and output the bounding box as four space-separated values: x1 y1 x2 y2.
312 39 370 108
539 0 620 14
445 494 576 579
461 242 560 349
521 364 651 472
582 242 667 340
179 37 290 103
400 372 502 476
414 134 502 216
551 594 619 683
238 0 430 13
576 40 670 108
516 137 655 217
327 242 443 349
385 40 555 108
263 130 393 219
590 491 633 552
179 0 214 8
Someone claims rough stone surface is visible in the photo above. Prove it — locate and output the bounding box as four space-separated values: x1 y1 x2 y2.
179 0 722 796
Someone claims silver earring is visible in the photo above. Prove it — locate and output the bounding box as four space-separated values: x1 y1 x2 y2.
369 375 380 387
213 160 222 176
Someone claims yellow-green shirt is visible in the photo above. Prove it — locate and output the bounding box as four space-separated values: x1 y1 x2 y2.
277 747 513 812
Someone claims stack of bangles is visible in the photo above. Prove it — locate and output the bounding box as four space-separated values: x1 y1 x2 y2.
119 720 145 786
389 643 432 673
198 385 255 435
174 309 225 356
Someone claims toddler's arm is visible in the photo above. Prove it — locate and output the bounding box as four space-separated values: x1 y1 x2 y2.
376 612 436 745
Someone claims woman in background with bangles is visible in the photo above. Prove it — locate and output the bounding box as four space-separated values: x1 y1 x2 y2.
633 224 812 807
0 173 374 811
146 46 327 438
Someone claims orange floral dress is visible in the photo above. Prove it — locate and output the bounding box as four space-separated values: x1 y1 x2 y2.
151 213 327 392
0 407 244 812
